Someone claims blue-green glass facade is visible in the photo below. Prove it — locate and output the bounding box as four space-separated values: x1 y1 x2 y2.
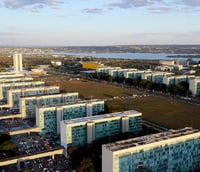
69 125 87 147
95 120 121 140
118 137 200 172
41 110 57 134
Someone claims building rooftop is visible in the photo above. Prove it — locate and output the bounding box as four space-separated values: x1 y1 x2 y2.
104 127 199 152
9 86 59 93
21 92 78 98
0 81 44 87
37 99 103 108
62 110 141 125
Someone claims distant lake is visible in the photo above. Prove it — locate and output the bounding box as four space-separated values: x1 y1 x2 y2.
52 52 200 61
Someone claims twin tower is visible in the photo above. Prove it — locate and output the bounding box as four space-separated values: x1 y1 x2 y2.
13 53 23 72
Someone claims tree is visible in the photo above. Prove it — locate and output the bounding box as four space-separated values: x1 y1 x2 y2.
77 157 95 172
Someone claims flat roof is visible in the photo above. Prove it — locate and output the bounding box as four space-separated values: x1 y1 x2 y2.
0 81 45 87
9 86 59 93
62 110 141 125
37 99 104 108
104 127 199 152
21 92 78 98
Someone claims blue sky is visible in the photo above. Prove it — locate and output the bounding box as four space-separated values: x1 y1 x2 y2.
0 0 200 46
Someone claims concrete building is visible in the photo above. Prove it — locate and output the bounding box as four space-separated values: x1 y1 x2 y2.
0 81 45 101
163 75 195 86
96 67 121 75
142 72 172 83
7 86 60 110
13 53 23 72
159 60 175 66
0 73 24 80
0 77 33 84
102 127 200 172
36 99 104 135
189 77 200 96
60 110 142 149
124 70 152 79
82 62 104 70
19 92 79 118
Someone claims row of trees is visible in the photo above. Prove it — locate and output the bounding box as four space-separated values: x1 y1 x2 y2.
96 72 192 97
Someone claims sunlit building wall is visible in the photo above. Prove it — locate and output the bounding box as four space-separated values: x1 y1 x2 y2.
36 99 104 135
102 128 200 172
60 110 142 149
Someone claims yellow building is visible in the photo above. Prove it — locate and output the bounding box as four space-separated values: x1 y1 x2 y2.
82 62 104 70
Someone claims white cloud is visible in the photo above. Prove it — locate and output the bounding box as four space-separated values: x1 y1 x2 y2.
82 8 103 14
106 0 200 13
0 0 64 11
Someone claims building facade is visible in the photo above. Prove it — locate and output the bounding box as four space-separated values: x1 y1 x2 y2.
60 110 142 149
0 81 45 101
36 99 104 135
19 92 79 118
189 77 200 96
102 127 200 172
0 77 33 84
7 86 60 109
13 53 23 72
163 75 195 86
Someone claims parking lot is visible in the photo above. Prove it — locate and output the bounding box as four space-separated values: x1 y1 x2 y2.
0 118 29 132
12 134 61 156
0 155 68 172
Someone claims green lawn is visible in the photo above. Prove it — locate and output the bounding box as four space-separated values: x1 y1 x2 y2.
41 78 200 129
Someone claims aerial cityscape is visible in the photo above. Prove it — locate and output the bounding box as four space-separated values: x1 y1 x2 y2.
0 0 200 172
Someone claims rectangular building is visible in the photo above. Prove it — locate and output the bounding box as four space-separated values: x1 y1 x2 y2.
163 75 195 85
189 77 200 96
0 77 33 84
0 73 24 79
142 72 172 83
20 92 79 118
102 127 200 172
7 86 60 109
36 99 104 135
0 81 45 101
60 110 142 149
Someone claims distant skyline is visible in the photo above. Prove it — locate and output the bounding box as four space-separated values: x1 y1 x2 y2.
0 0 200 46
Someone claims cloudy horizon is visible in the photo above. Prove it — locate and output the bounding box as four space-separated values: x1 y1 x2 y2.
0 0 200 46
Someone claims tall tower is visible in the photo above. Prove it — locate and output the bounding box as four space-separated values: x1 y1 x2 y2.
13 53 23 72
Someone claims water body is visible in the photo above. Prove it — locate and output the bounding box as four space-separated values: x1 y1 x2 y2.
53 52 200 61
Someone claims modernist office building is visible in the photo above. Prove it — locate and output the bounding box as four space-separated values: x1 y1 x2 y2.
189 77 200 96
13 53 23 72
102 127 200 172
163 75 195 86
0 73 25 80
0 81 45 101
36 99 104 135
60 110 142 149
7 86 60 109
20 92 79 118
0 77 33 84
142 72 173 83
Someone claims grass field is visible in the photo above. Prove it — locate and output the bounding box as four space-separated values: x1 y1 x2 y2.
41 78 140 99
41 77 200 129
106 96 200 129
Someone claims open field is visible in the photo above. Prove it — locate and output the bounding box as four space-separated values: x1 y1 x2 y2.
40 78 140 99
40 78 200 129
106 96 200 129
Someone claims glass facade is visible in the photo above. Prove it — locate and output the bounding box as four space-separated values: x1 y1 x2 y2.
24 94 78 118
68 125 87 147
39 101 104 135
41 110 57 134
115 136 200 172
95 120 121 140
